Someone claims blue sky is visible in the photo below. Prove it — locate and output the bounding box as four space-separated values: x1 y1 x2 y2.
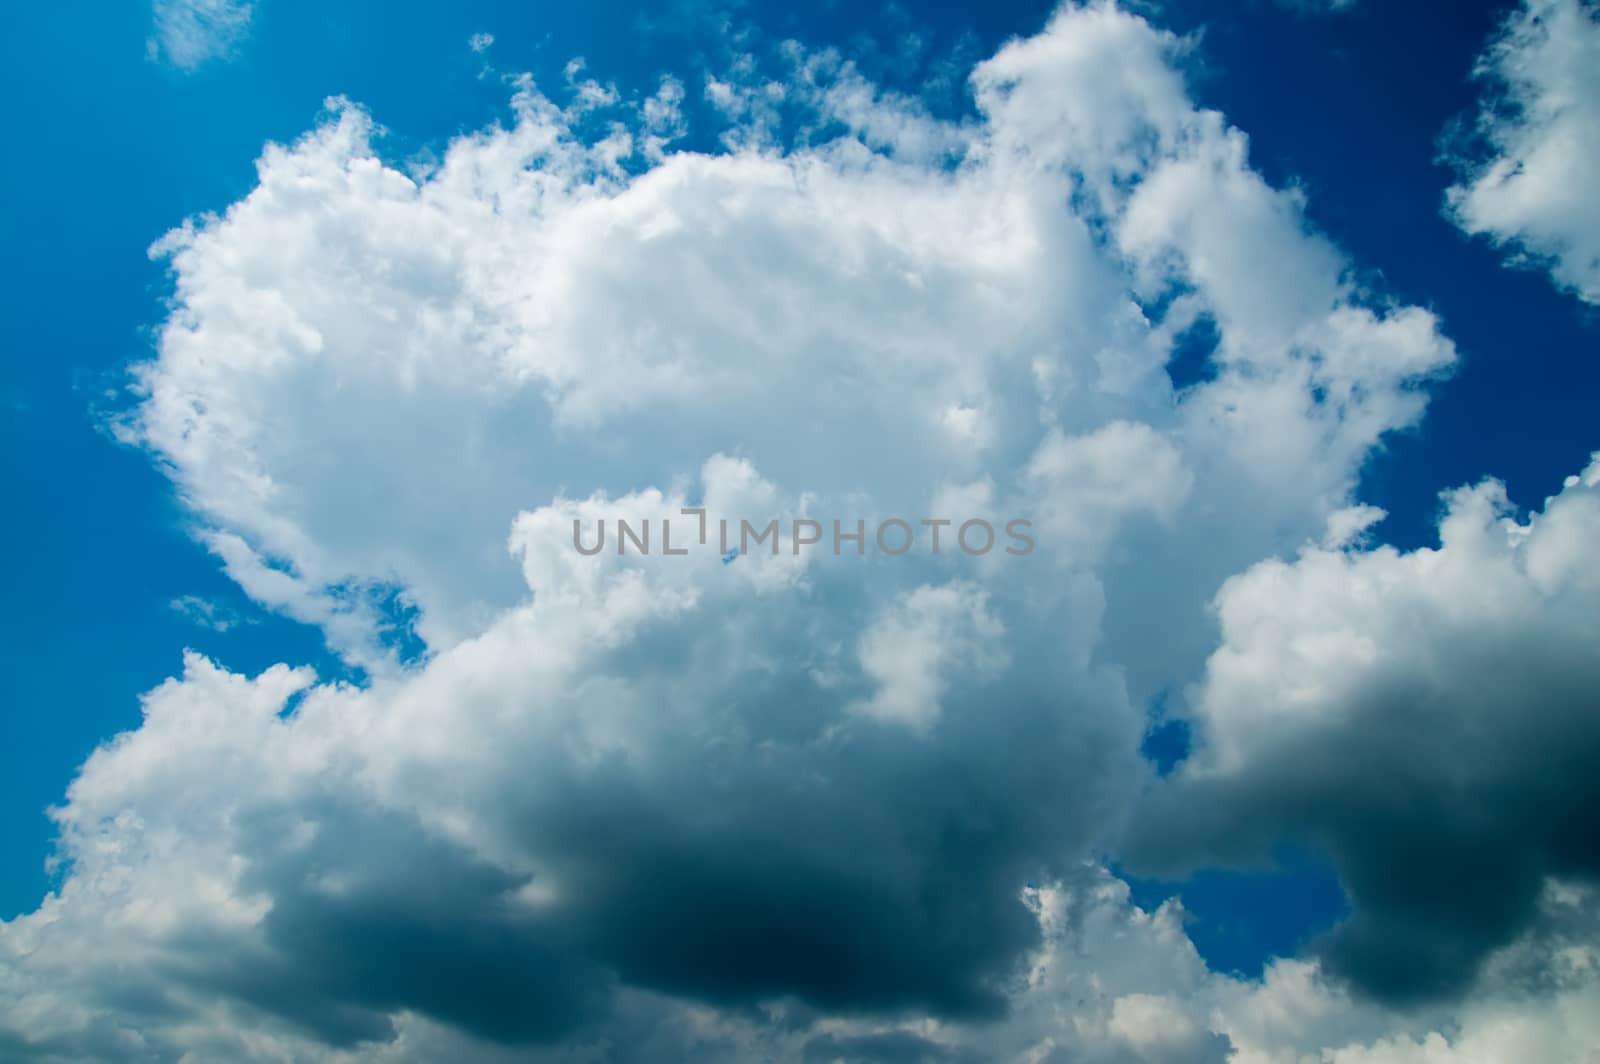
2 0 1599 1060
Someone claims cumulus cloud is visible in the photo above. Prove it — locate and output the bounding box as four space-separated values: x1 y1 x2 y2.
1445 0 1600 304
10 1 1593 1061
148 0 254 70
1131 456 1600 1005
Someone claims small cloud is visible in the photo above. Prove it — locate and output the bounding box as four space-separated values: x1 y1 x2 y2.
148 0 254 71
1446 0 1600 306
469 32 495 54
169 594 247 632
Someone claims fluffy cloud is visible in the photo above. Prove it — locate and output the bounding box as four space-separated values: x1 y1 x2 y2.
852 583 1008 729
1132 457 1600 1006
121 5 1455 679
1446 0 1600 304
10 1 1592 1061
148 0 254 70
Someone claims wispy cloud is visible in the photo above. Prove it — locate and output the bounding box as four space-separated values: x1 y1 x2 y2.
148 0 254 71
168 594 248 632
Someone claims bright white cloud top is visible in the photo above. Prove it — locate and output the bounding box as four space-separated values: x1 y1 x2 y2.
1447 0 1600 305
4 3 1597 1061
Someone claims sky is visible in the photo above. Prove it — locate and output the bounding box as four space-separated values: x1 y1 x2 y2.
1 0 1598 1060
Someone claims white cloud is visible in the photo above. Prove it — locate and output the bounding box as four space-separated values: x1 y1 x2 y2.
1446 0 1600 305
121 3 1453 680
11 2 1586 1061
169 593 247 631
148 0 254 71
1024 420 1193 566
852 582 1006 729
1135 454 1600 1005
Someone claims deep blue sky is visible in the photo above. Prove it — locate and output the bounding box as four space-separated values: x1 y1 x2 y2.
1 0 1593 977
